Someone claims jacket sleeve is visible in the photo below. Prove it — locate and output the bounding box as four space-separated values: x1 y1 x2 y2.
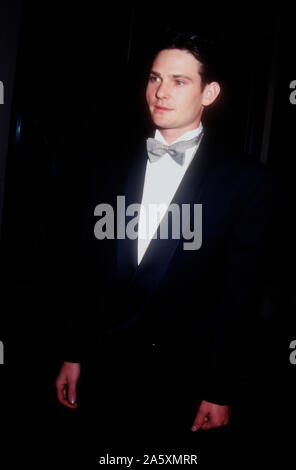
201 167 277 405
62 259 91 363
62 197 95 364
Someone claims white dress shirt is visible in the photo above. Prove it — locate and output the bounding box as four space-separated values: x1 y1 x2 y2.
137 122 203 265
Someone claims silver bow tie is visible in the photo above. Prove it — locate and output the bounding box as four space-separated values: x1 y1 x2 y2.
146 131 204 165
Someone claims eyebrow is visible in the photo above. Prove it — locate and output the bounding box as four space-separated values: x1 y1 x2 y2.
150 71 193 81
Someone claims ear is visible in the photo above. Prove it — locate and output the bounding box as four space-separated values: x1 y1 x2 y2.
201 82 221 106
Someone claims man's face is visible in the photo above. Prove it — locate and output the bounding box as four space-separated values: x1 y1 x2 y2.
146 48 208 132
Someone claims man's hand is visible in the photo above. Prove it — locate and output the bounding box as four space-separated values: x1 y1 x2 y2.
55 361 81 409
191 400 231 431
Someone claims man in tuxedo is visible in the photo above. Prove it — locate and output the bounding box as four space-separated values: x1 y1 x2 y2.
55 32 273 449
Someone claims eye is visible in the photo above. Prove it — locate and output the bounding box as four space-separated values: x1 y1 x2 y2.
175 79 185 86
148 75 159 83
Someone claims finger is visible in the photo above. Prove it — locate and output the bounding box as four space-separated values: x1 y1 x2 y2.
191 409 208 431
56 384 78 409
202 418 222 430
201 419 212 430
67 381 77 405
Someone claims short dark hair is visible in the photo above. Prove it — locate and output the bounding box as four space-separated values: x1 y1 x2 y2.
152 31 221 90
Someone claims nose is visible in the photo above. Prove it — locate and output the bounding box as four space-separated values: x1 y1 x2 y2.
155 81 169 100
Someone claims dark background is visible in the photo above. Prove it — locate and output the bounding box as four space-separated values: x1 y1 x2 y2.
0 0 295 465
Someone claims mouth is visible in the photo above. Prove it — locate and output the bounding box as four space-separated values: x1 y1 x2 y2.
154 105 173 112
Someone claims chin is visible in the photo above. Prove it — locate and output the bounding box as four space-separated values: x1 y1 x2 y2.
151 115 172 128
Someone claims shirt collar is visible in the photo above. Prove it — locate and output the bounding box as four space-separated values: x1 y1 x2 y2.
154 122 203 145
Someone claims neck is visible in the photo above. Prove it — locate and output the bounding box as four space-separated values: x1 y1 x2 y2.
158 121 201 145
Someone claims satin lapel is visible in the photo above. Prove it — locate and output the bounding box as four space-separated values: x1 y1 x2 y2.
116 140 147 283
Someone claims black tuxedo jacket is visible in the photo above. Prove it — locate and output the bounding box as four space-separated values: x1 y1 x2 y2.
63 126 275 405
